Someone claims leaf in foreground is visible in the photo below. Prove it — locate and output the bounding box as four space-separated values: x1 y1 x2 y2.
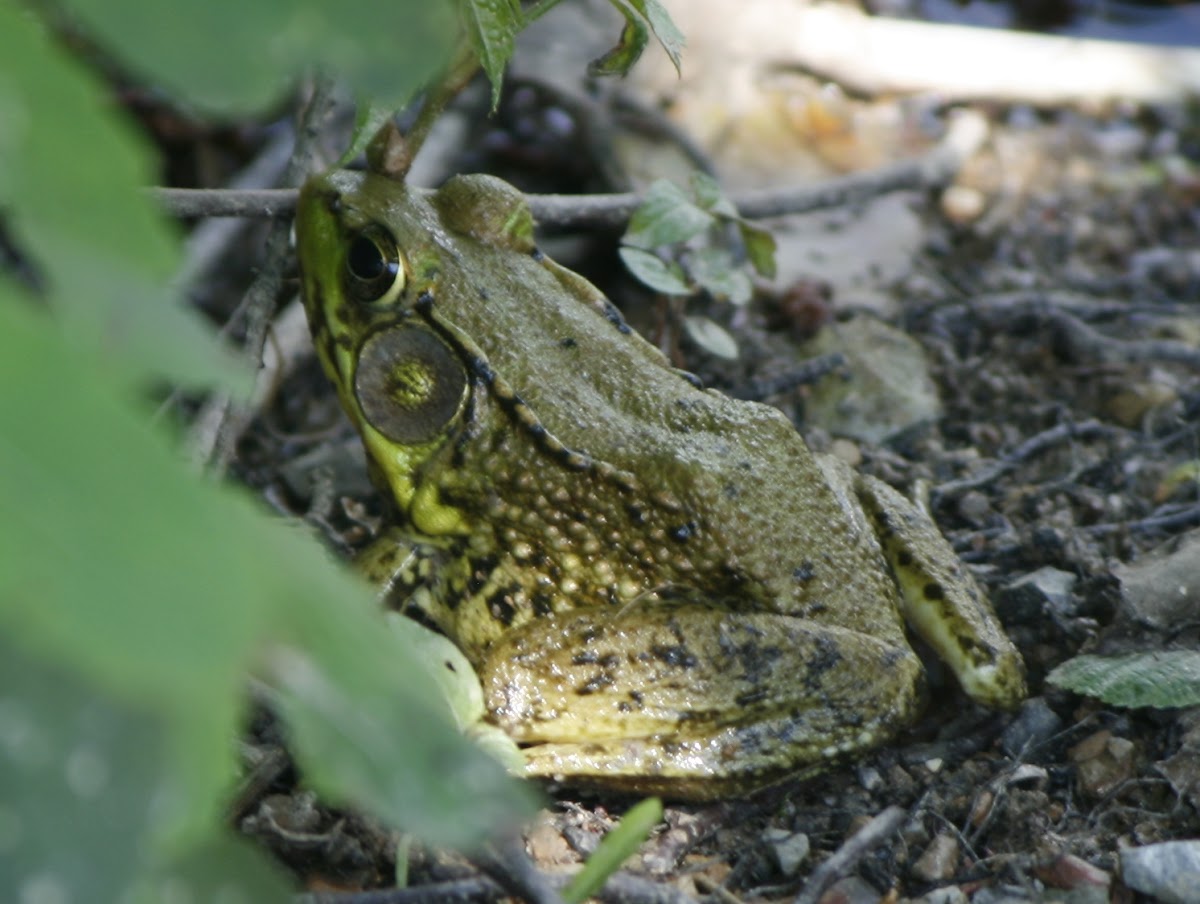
0 296 534 852
1048 650 1200 709
0 639 291 904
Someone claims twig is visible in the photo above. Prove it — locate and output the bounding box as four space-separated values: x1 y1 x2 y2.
471 835 564 904
935 420 1116 498
189 78 337 473
791 805 907 904
297 864 699 904
150 108 987 227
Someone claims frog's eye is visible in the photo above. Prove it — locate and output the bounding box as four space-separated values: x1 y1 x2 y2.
344 225 405 305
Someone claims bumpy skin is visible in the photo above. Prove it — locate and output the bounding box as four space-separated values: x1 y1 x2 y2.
296 169 1026 799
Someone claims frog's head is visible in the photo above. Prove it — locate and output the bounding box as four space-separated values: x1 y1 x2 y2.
296 169 541 537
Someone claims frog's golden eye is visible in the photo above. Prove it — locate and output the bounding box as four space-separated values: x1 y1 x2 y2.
344 225 405 304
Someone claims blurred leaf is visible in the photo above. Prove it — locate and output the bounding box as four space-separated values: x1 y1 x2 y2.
738 221 778 279
0 638 290 904
682 314 738 360
562 798 663 903
689 246 752 304
619 246 690 295
0 295 534 849
341 99 400 166
57 0 457 114
622 0 683 74
459 0 523 109
690 171 736 218
624 179 712 249
0 3 250 394
588 0 649 77
1048 651 1200 709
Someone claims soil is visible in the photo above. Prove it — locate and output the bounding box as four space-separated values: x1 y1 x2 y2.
204 59 1200 904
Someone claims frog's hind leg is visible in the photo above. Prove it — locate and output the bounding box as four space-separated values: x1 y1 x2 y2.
478 604 924 799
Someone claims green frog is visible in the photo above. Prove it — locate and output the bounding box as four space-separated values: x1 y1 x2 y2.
295 167 1025 799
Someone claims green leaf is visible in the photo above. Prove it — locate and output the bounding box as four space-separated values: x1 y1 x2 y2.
0 638 291 904
619 246 691 295
341 100 401 166
689 171 737 217
459 0 523 110
688 246 753 304
624 179 713 249
0 296 534 850
0 3 250 394
622 0 684 74
589 0 650 77
57 0 458 114
1048 651 1200 709
562 798 663 903
683 314 739 360
738 221 778 279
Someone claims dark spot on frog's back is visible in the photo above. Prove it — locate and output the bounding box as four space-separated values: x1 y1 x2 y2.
487 589 518 626
559 337 578 349
792 561 816 582
896 549 914 567
530 247 545 262
602 300 633 334
649 643 698 669
924 581 946 600
670 521 697 542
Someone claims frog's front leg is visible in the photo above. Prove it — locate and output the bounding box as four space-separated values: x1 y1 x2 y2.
479 604 924 799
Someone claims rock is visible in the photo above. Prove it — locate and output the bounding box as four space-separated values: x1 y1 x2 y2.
911 833 960 883
996 567 1078 623
1001 697 1064 759
1120 840 1200 904
815 874 882 904
1115 530 1200 629
763 827 810 877
1069 730 1135 798
1035 852 1110 891
803 316 942 444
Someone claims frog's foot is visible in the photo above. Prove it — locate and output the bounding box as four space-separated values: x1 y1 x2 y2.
854 474 1026 710
478 605 924 799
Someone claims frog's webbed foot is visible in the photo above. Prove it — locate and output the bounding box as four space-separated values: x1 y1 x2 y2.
854 473 1026 710
477 605 924 799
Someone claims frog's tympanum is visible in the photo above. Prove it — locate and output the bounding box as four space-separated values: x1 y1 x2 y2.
296 167 1026 799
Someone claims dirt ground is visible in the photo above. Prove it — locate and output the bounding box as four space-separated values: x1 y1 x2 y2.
209 17 1200 904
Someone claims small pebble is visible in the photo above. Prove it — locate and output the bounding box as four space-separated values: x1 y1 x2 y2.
911 833 960 883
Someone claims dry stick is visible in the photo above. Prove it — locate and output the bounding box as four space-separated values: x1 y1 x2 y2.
791 806 907 904
149 108 988 226
935 420 1116 499
190 79 337 473
298 867 699 904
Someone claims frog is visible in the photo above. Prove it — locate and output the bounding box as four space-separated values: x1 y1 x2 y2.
295 165 1026 800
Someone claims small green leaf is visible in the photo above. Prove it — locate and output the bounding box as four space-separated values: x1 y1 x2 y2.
1048 651 1200 709
624 179 713 249
619 246 691 295
589 0 650 77
689 171 737 218
562 798 663 903
459 0 523 109
739 221 778 279
623 0 684 74
688 246 753 304
683 315 739 360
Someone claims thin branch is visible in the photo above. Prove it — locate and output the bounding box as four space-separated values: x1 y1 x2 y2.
150 109 988 226
792 806 907 904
